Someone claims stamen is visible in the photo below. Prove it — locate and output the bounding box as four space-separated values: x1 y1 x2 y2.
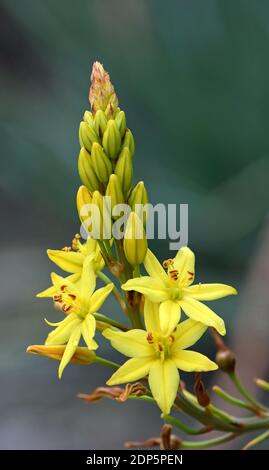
146 332 154 344
72 233 81 251
163 259 174 269
68 294 76 300
169 269 179 281
158 343 163 352
62 246 71 252
187 271 194 281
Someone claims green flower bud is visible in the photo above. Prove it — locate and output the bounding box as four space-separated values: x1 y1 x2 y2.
128 181 148 225
83 111 94 127
79 121 100 152
91 190 111 239
114 147 133 195
122 129 135 159
105 174 124 216
78 147 101 192
123 212 148 266
91 142 112 184
102 120 121 160
94 109 108 137
115 110 126 137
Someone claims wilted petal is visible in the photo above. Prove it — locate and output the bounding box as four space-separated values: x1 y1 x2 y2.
148 359 179 415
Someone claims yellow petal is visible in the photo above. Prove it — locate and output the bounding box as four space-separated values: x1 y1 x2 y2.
80 256 96 299
171 319 208 351
106 357 154 385
103 328 153 357
180 297 226 336
122 277 169 303
173 247 195 287
45 314 81 345
144 249 168 284
184 283 237 301
47 249 85 273
159 300 181 336
148 359 179 415
89 283 113 314
36 272 81 298
144 298 160 333
82 314 97 349
58 324 82 378
172 350 218 372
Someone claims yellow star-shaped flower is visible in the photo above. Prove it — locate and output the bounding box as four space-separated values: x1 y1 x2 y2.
37 237 104 298
103 299 217 415
122 247 237 335
44 258 113 378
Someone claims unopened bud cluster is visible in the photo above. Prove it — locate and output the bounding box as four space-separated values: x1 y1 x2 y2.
77 62 148 265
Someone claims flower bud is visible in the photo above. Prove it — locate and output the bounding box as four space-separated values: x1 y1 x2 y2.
106 174 124 215
27 345 96 365
94 109 108 137
79 121 100 152
115 110 126 137
83 110 94 127
215 349 236 373
123 212 148 266
122 128 135 159
91 190 111 239
102 119 121 160
128 181 148 224
76 185 92 223
91 142 112 184
89 62 118 116
78 147 101 192
114 147 133 195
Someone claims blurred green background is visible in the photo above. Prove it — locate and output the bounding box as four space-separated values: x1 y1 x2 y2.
1 0 269 449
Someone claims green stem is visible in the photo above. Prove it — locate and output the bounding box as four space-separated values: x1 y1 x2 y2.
242 429 269 450
229 372 267 412
255 378 269 392
207 404 237 424
175 392 236 432
94 356 119 369
180 433 237 449
164 414 212 435
213 385 256 412
94 312 128 331
96 270 128 315
133 265 140 277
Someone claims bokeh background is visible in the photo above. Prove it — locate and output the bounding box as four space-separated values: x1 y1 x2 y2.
1 0 269 450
